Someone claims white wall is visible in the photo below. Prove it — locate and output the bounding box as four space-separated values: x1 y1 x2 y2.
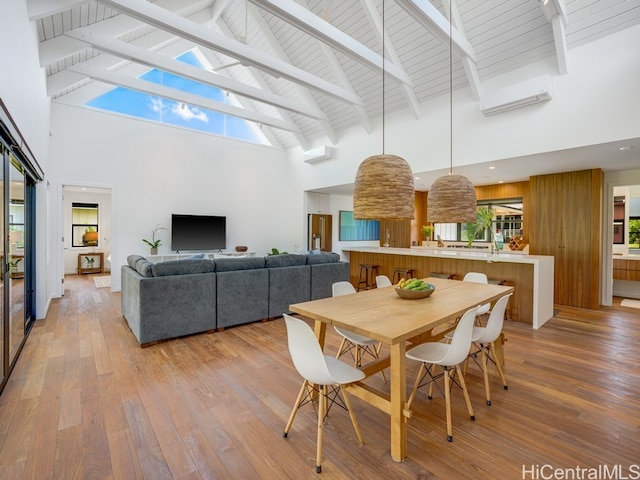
288 24 640 194
0 0 51 319
49 104 302 291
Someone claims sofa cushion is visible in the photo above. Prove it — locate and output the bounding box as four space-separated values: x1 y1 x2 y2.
215 256 265 272
150 258 216 277
264 253 307 268
305 252 340 264
127 255 154 277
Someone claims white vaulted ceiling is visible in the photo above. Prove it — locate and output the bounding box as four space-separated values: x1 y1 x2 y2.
32 0 640 161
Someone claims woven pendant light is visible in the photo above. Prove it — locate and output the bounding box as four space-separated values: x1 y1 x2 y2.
354 154 415 220
427 174 477 223
353 0 414 221
427 0 476 224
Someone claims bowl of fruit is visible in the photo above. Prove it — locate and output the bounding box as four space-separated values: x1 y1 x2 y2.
394 278 436 299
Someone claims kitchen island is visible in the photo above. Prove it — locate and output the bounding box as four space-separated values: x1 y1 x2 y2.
613 254 640 299
342 246 554 328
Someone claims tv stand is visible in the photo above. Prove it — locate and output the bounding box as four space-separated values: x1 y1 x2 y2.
146 251 256 263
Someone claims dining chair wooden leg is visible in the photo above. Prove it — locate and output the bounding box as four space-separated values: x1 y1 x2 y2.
284 380 309 437
407 363 425 409
443 368 453 442
490 342 509 390
456 364 475 422
315 385 326 473
481 345 492 406
341 387 364 444
335 338 347 359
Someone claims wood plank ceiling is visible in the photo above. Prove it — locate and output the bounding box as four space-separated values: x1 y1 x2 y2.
31 0 640 152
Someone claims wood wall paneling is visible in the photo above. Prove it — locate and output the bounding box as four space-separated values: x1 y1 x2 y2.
347 251 534 324
529 169 602 309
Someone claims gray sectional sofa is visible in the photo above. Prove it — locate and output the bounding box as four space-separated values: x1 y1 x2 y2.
121 252 349 346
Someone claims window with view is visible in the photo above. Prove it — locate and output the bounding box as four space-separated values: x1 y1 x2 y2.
433 199 523 245
72 203 99 247
85 49 269 145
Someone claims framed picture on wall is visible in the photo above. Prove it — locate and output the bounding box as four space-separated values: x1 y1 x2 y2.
339 210 380 241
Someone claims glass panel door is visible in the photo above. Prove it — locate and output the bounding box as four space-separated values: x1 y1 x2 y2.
0 146 5 384
8 156 24 365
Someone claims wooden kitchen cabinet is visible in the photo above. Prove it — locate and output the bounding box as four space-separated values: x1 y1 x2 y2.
529 169 602 309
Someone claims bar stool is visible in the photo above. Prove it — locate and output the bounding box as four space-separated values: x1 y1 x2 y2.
357 264 379 291
391 267 415 285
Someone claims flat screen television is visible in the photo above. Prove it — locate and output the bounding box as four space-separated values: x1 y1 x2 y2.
171 214 226 251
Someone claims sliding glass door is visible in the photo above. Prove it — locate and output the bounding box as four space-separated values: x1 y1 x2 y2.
0 100 42 394
8 157 26 365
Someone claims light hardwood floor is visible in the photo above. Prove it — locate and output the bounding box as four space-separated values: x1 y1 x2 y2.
0 274 638 479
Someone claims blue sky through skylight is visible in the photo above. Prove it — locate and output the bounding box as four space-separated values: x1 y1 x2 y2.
86 50 268 145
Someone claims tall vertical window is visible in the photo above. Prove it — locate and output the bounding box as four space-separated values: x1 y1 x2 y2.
72 202 99 247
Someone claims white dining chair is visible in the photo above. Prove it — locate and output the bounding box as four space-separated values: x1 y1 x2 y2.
375 274 392 287
406 307 478 442
332 281 386 382
463 272 491 321
467 293 512 405
282 314 365 473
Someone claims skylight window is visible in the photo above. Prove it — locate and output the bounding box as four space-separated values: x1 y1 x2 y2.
86 50 269 145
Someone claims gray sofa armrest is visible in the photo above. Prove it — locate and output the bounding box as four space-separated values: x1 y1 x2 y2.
121 265 216 345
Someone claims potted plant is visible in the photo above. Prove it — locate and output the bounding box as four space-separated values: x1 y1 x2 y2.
420 225 433 246
466 208 494 248
143 224 167 255
9 257 22 277
85 256 96 270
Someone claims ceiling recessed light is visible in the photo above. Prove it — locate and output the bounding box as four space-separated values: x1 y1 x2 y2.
498 180 504 184
619 146 633 151
489 166 496 170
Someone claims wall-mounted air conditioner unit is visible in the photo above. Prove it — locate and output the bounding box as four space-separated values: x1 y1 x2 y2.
303 145 334 163
479 75 552 116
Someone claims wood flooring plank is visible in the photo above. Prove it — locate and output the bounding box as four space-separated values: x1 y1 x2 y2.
0 274 638 479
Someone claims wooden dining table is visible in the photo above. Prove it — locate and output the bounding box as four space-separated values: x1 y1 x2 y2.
289 276 514 462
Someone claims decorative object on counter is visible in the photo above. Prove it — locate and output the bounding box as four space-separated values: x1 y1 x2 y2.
421 225 433 242
235 245 248 252
427 0 476 224
142 224 167 255
353 0 414 221
508 236 528 251
466 208 494 247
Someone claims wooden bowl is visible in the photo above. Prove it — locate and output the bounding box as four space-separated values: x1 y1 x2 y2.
235 246 248 252
394 284 435 299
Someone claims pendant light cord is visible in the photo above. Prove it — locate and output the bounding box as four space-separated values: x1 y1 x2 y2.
449 0 453 175
382 0 386 154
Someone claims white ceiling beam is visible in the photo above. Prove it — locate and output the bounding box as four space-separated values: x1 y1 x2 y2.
247 0 413 88
64 28 329 121
395 0 477 64
361 0 420 119
211 12 312 150
244 2 336 145
66 63 301 133
319 43 372 135
540 0 569 74
27 0 88 21
443 0 481 100
97 0 364 106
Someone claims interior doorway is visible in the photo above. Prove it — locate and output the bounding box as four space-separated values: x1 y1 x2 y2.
61 185 113 294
